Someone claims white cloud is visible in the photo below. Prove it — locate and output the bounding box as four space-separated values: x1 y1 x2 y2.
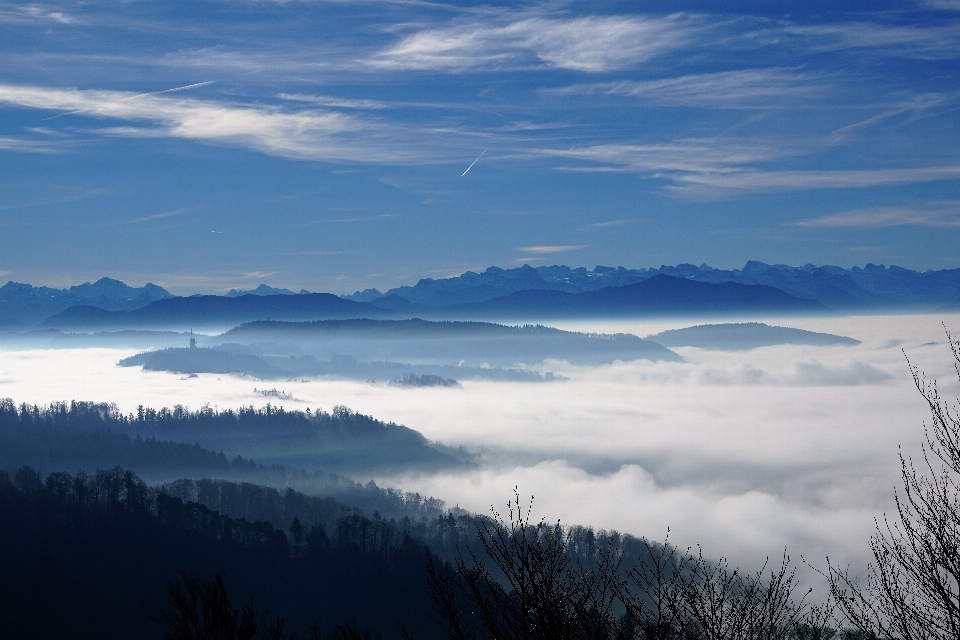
0 3 79 25
670 166 960 193
132 208 193 223
921 0 960 9
371 12 699 72
541 140 960 196
758 21 960 60
580 219 634 230
1 314 957 576
792 202 960 228
517 245 587 254
0 136 65 153
784 358 892 386
547 68 817 108
278 93 390 109
0 83 470 163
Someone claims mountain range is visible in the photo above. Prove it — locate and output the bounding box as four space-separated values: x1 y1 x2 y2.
3 260 959 330
346 262 960 311
0 278 172 326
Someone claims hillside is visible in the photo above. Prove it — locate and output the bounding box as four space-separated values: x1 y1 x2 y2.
647 322 860 350
215 317 683 365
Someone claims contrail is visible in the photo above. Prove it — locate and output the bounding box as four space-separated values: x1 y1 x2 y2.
41 81 216 121
461 149 487 177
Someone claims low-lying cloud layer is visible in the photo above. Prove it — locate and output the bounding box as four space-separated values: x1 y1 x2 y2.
1 313 958 576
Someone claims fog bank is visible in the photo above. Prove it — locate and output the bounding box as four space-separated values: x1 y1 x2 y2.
1 313 957 576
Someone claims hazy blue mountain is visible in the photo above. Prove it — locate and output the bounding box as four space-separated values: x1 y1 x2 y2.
428 275 826 319
120 347 292 378
226 283 309 297
364 293 435 316
345 262 960 311
40 293 393 331
0 277 173 326
348 287 387 302
647 322 860 351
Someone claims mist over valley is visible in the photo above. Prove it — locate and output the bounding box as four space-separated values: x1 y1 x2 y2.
5 0 960 632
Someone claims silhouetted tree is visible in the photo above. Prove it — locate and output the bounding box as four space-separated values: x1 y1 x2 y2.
428 489 625 640
156 572 292 640
824 326 960 639
312 619 384 640
625 538 830 640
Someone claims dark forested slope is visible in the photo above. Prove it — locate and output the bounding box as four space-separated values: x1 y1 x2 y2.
0 467 442 639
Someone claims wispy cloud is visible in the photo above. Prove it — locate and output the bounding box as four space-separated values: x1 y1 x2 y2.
311 214 398 223
132 208 193 223
921 0 960 9
547 68 817 108
792 202 960 228
518 245 587 254
278 94 390 110
278 250 346 256
0 84 474 164
758 20 960 60
0 3 79 25
830 93 954 142
542 138 787 175
542 140 960 195
371 12 700 72
0 136 67 153
671 166 960 193
579 219 634 230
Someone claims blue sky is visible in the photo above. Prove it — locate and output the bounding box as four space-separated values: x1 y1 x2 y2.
2 0 959 294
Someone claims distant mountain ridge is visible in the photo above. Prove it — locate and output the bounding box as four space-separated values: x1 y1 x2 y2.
0 277 173 325
427 275 826 319
41 292 392 330
8 259 960 331
225 283 310 297
345 261 960 311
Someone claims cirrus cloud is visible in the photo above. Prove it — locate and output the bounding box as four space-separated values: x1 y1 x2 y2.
0 83 477 163
371 12 701 73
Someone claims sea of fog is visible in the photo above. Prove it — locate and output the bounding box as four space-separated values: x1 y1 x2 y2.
3 313 960 580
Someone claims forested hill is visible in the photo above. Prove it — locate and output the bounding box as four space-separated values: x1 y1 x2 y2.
0 398 468 475
0 406 447 521
648 322 861 350
0 466 443 639
215 318 681 365
0 464 667 639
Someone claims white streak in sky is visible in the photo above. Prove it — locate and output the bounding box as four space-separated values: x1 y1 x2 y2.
41 81 216 121
461 149 486 176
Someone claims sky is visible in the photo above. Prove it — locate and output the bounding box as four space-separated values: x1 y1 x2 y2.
2 0 960 294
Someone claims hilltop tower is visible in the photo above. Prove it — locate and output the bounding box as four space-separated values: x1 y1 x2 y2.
189 328 196 349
